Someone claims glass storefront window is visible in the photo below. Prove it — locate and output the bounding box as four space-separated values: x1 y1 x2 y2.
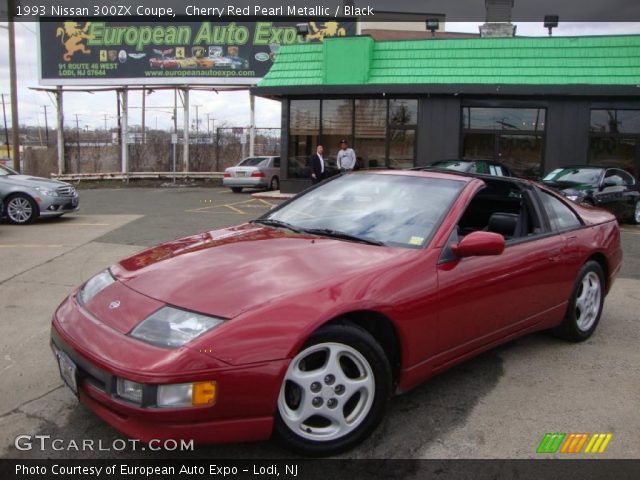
322 100 353 167
463 133 495 160
498 135 544 179
389 129 415 169
390 99 418 126
287 98 418 179
463 107 545 131
589 137 638 177
355 99 387 169
590 110 640 134
288 100 320 179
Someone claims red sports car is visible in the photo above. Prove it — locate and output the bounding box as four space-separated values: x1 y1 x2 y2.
50 170 622 456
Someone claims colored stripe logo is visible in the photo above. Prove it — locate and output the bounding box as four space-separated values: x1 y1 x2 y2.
537 433 613 454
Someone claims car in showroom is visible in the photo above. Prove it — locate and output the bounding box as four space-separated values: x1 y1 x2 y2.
223 156 280 192
425 159 513 177
0 164 79 224
542 166 640 224
50 170 621 455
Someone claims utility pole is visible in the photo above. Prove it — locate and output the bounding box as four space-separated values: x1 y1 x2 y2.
42 105 50 146
1 93 9 160
7 1 21 171
75 113 80 172
172 88 177 183
194 104 201 144
141 87 146 144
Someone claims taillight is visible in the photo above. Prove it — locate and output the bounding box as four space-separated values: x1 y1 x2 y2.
223 172 231 177
251 171 265 177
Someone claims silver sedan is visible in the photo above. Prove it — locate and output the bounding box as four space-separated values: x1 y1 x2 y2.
0 164 79 224
223 156 280 193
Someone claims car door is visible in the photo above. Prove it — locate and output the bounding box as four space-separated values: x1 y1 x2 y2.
434 184 575 362
594 169 629 218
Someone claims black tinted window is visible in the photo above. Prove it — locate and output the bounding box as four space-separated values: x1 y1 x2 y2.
539 191 582 231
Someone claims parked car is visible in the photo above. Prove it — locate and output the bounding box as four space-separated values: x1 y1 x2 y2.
223 156 280 193
149 57 179 69
215 56 250 70
542 166 640 224
0 164 79 224
175 57 198 69
51 170 621 455
425 159 512 177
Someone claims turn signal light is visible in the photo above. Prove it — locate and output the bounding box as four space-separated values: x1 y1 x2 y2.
192 381 217 406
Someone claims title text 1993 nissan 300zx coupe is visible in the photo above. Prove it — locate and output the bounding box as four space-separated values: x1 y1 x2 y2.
50 170 621 456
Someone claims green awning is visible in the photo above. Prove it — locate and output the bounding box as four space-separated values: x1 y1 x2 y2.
257 35 640 92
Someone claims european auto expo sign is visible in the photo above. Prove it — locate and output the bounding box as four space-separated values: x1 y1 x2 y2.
38 20 355 86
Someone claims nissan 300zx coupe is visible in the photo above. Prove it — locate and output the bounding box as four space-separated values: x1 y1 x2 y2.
50 170 622 456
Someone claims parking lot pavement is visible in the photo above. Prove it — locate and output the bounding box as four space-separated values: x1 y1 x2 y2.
0 187 639 459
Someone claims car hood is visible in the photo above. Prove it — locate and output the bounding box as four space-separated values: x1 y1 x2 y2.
1 174 71 189
542 180 594 192
111 223 407 319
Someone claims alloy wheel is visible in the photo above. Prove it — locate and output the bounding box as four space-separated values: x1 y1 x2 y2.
574 271 602 332
278 342 375 442
7 197 34 224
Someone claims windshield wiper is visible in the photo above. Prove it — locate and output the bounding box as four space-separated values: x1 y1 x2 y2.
251 218 302 233
301 228 385 246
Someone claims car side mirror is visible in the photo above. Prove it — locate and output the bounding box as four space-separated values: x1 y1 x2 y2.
451 231 505 258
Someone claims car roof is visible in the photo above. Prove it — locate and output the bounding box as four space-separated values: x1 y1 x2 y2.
360 167 533 189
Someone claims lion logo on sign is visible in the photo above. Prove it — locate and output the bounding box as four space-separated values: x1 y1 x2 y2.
306 22 347 42
56 22 95 62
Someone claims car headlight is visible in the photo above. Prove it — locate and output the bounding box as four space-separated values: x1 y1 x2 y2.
157 381 217 408
116 378 143 404
34 187 58 197
129 306 225 348
78 269 115 305
565 195 580 202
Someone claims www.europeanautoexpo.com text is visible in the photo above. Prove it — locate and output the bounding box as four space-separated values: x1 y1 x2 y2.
15 4 375 18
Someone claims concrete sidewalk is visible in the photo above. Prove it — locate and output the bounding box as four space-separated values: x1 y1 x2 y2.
251 190 296 200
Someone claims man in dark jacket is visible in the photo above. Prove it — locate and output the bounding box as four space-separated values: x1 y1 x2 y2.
310 144 325 184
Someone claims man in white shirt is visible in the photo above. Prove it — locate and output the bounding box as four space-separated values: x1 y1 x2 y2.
336 139 356 173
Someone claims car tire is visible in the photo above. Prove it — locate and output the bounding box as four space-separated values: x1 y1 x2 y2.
631 199 640 225
269 176 279 191
5 193 38 225
553 261 605 342
274 323 392 456
230 187 243 193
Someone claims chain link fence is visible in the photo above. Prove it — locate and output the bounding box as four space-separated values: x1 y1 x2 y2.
23 127 281 176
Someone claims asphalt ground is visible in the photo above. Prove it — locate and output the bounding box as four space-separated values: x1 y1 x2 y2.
0 186 639 460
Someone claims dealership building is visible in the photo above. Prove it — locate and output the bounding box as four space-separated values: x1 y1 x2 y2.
254 34 640 193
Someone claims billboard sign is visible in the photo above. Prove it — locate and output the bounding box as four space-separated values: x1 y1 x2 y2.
38 20 355 86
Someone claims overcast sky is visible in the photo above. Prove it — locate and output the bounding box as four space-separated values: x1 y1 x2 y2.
1 22 639 135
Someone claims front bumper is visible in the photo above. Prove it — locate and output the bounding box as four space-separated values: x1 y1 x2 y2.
38 195 79 217
50 294 287 444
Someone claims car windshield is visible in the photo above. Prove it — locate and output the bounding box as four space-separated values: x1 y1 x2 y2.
0 164 18 175
543 168 603 185
239 157 268 167
262 173 464 248
431 161 472 172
